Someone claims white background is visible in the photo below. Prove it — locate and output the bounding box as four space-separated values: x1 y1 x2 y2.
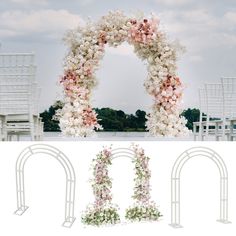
0 141 235 236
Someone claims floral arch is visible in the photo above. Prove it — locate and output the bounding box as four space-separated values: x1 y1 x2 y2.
57 11 188 137
82 145 161 226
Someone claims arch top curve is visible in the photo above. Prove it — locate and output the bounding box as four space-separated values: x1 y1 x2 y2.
110 148 136 161
17 143 68 159
171 146 228 179
16 144 75 176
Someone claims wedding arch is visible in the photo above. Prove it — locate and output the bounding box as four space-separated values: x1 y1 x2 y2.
82 145 161 226
57 11 188 137
170 147 230 228
14 144 76 228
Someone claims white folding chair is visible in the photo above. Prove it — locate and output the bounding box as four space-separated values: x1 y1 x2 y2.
195 84 228 141
0 53 43 141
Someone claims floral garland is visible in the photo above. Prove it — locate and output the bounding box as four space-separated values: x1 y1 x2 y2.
57 11 189 137
81 146 120 226
82 145 161 226
125 144 161 221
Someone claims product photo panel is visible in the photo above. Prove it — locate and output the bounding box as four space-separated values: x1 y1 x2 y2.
0 1 235 236
0 141 233 236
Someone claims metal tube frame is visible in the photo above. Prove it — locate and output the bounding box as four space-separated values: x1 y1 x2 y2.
110 148 136 161
169 146 231 228
14 144 76 228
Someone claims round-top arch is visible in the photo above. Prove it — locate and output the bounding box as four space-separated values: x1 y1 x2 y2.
82 145 161 226
170 146 231 228
57 11 189 138
14 144 76 228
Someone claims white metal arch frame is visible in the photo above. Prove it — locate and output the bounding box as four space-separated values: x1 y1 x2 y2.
14 144 76 228
170 146 231 228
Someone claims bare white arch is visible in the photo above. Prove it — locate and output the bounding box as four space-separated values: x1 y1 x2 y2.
170 146 231 228
14 144 76 228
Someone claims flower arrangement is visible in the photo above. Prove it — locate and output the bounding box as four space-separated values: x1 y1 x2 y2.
82 144 161 226
81 147 120 226
82 206 120 226
125 144 161 222
125 204 161 222
57 10 189 137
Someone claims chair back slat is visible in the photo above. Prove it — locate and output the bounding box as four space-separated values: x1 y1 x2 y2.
221 77 236 119
0 53 38 117
0 53 36 78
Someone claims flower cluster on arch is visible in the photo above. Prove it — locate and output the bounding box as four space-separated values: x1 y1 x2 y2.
57 11 189 137
81 145 161 226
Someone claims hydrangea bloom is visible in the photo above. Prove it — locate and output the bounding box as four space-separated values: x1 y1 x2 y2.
57 11 189 137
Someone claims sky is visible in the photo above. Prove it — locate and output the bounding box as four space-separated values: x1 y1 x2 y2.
0 0 236 113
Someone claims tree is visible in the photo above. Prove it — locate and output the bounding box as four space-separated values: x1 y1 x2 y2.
40 100 62 131
135 109 147 129
181 108 200 130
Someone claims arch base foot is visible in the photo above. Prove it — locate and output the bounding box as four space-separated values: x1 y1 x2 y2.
14 206 29 216
169 223 183 228
62 217 76 228
217 219 231 224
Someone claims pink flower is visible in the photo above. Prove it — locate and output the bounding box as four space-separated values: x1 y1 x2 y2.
98 31 107 46
82 106 99 127
152 75 183 112
128 17 159 44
